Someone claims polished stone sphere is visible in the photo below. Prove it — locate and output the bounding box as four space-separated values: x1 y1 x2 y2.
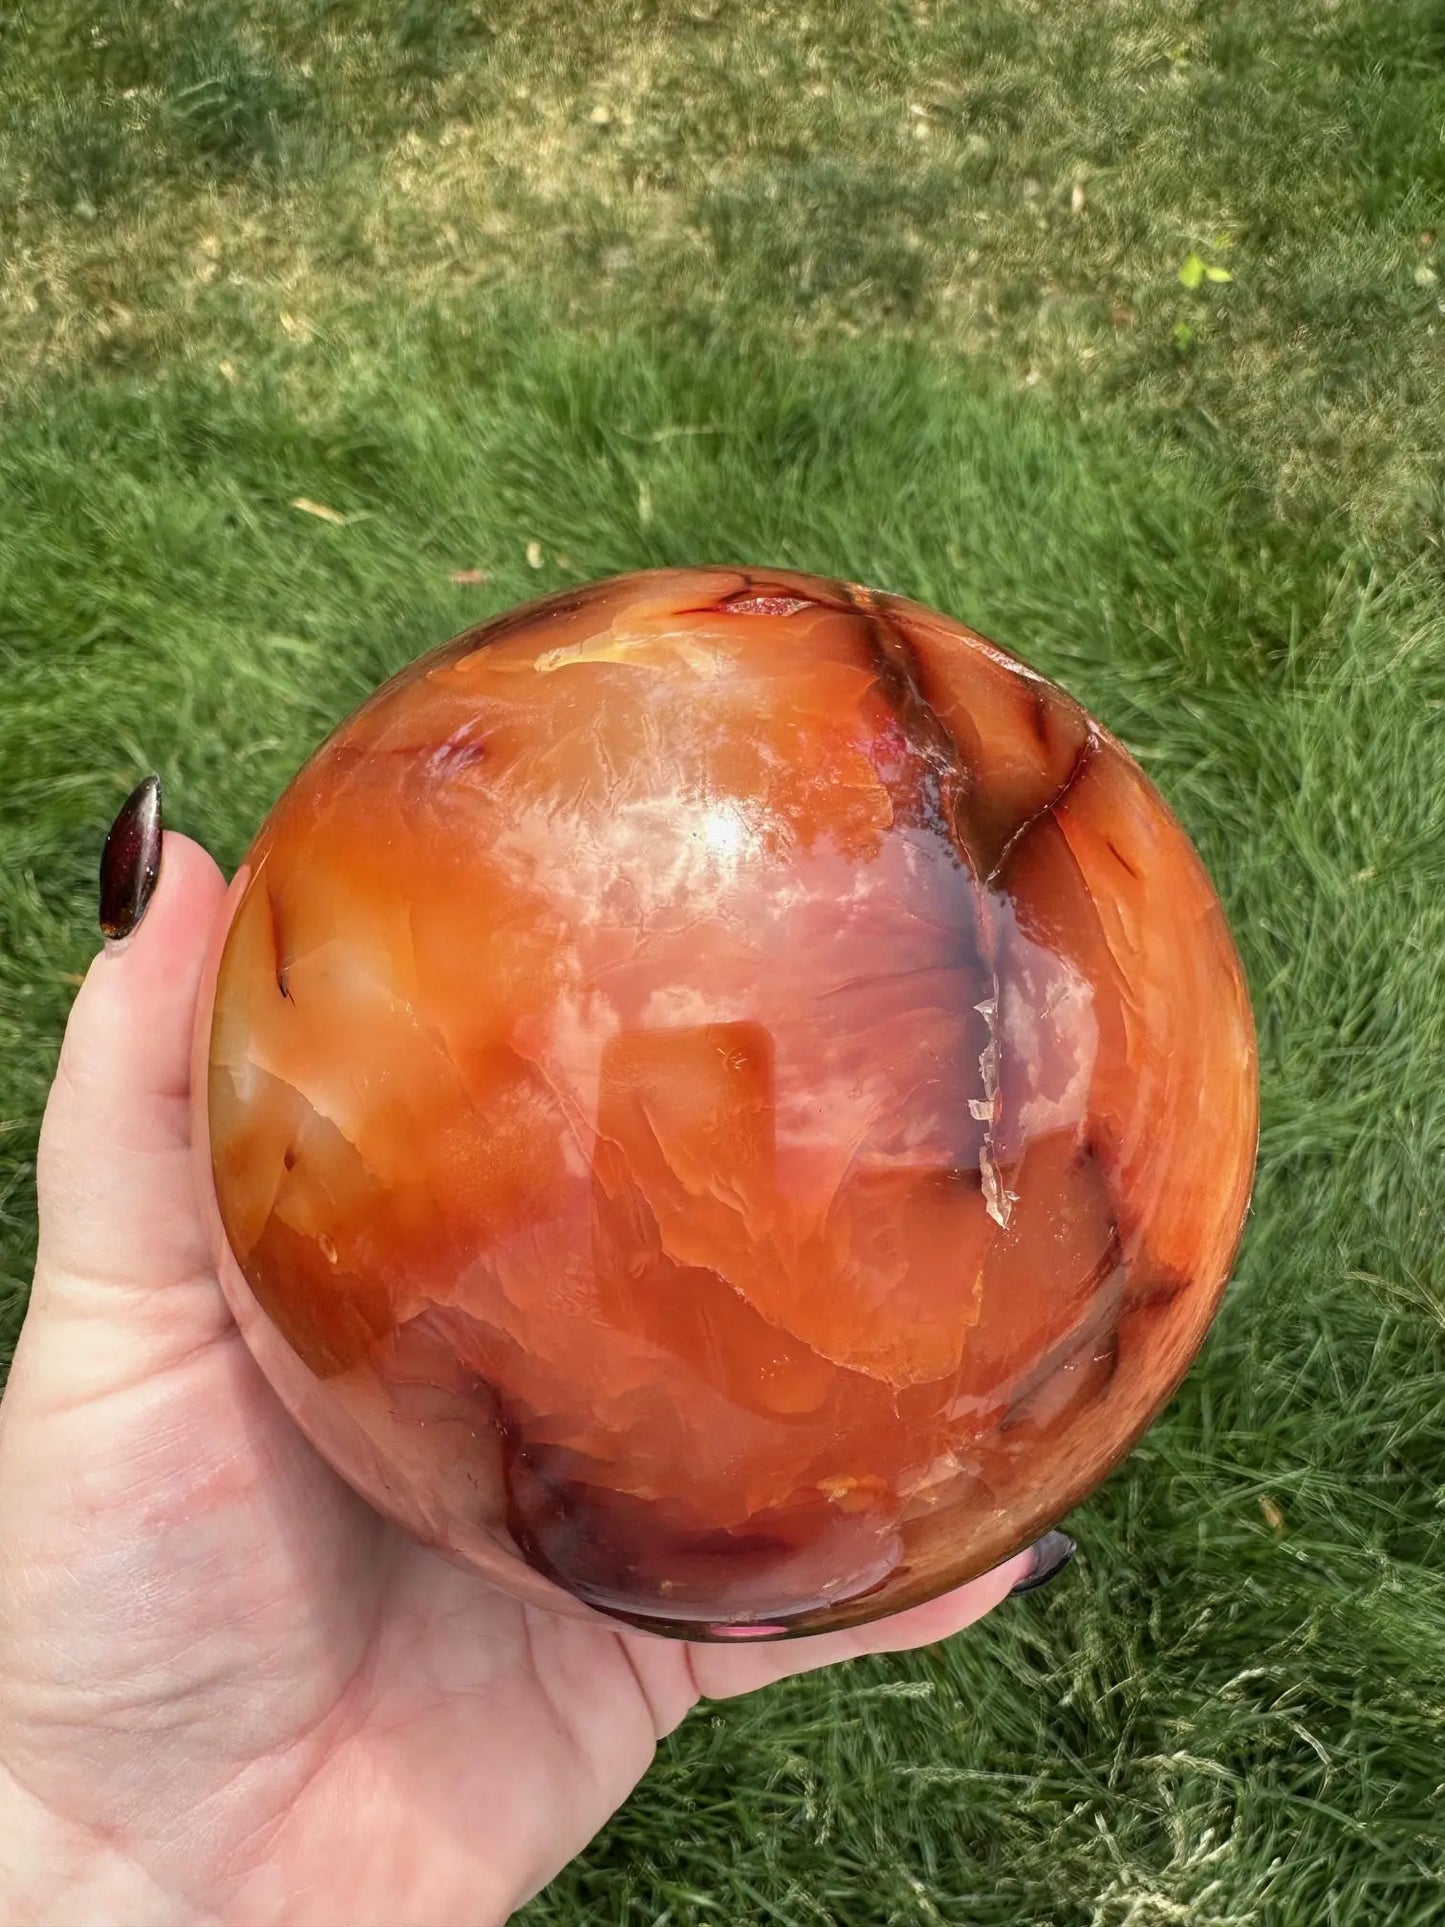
193 568 1258 1639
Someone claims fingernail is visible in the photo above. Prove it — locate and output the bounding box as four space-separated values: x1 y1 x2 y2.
99 775 163 950
1009 1530 1077 1596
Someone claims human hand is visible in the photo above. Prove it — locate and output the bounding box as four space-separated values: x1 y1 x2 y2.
0 780 1075 1927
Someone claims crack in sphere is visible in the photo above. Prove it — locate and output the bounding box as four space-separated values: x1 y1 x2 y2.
195 567 1259 1640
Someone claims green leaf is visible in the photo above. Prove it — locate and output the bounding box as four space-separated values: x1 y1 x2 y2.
1173 320 1195 347
1178 253 1205 289
1204 264 1234 283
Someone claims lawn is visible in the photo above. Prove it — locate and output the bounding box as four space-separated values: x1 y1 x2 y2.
2 3 1443 1922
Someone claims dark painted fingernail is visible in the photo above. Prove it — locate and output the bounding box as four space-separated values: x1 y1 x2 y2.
1009 1530 1077 1596
99 775 163 949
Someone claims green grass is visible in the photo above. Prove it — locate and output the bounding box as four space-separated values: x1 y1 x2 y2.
2 4 1444 1922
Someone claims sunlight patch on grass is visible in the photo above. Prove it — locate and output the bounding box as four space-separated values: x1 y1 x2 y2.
2 2 1443 558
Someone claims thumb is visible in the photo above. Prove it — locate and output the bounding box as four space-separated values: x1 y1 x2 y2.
26 786 230 1383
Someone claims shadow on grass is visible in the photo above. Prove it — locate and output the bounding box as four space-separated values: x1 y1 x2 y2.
4 7 315 216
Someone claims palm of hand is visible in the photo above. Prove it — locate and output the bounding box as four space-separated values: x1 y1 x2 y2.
0 835 1027 1927
1 1241 689 1926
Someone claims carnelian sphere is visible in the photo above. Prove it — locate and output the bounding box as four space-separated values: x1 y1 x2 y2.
195 567 1258 1639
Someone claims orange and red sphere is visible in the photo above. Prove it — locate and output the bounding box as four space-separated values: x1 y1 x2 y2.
195 569 1257 1639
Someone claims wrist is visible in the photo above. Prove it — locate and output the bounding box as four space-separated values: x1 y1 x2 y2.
0 1760 214 1927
